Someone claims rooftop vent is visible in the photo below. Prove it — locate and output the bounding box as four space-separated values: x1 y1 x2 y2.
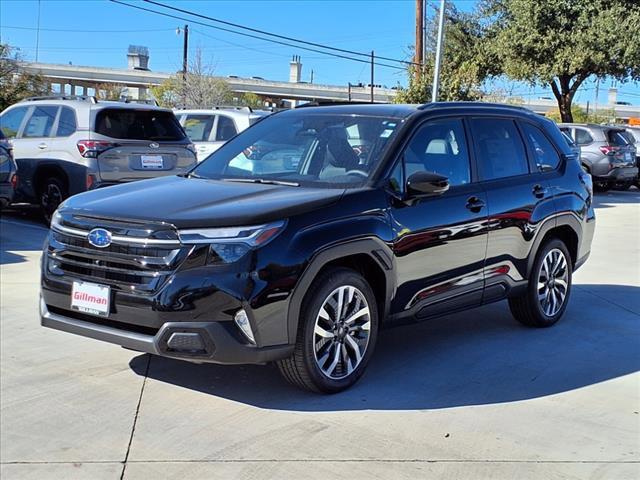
128 45 150 71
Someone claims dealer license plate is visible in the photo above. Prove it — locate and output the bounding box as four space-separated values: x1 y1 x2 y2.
141 155 164 169
71 281 110 317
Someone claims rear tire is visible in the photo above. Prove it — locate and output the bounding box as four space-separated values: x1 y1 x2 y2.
509 239 573 328
39 176 67 225
277 267 379 393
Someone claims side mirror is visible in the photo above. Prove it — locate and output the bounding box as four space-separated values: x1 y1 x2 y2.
406 171 450 197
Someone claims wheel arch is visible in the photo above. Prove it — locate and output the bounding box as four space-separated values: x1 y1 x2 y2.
527 216 580 277
285 238 395 344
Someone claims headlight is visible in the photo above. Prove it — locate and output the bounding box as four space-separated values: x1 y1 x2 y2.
50 210 63 230
178 220 286 264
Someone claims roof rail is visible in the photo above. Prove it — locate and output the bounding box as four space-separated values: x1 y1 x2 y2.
417 101 532 112
23 95 98 104
295 101 386 108
122 98 159 106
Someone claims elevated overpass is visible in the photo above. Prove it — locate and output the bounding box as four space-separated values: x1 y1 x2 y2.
20 61 640 120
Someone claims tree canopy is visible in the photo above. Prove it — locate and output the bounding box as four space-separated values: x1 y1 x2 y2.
397 0 640 122
483 0 640 121
0 44 48 111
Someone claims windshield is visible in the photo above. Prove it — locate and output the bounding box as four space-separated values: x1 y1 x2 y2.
191 112 402 188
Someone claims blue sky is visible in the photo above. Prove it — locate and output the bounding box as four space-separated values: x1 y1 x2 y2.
1 0 638 105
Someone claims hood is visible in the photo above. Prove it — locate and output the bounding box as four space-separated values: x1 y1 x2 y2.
62 176 345 228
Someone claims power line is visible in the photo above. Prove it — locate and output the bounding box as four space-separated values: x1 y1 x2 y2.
108 0 405 71
1 25 177 33
143 0 418 66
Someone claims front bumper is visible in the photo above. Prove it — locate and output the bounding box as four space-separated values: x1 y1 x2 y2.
40 299 293 364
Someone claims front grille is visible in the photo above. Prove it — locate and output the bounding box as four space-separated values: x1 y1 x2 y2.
47 219 190 294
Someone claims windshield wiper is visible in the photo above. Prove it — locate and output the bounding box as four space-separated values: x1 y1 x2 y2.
221 178 300 187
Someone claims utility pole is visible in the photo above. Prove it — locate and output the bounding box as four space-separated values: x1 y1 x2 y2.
370 51 375 103
182 24 189 107
594 77 600 116
431 0 446 103
35 0 42 62
415 0 424 81
348 82 352 102
422 0 427 64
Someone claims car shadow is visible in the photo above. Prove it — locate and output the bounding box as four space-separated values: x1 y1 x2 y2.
130 284 640 411
0 210 48 265
593 189 640 208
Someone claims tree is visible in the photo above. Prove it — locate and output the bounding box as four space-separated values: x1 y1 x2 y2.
0 44 48 110
482 0 640 122
95 83 128 101
237 92 264 109
395 4 492 103
150 48 232 108
545 105 618 124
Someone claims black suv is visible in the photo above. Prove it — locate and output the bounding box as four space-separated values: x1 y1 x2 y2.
41 103 595 393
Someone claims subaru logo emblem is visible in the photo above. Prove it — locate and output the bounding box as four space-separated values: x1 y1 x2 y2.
149 142 160 149
87 228 112 248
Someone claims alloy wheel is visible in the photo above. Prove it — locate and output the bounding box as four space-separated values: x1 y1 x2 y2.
537 248 569 317
313 285 371 380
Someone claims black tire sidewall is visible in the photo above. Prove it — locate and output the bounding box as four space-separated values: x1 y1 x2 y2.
40 177 66 224
299 269 379 393
528 239 573 326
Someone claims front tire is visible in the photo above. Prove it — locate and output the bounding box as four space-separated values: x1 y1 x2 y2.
277 268 379 393
509 239 573 328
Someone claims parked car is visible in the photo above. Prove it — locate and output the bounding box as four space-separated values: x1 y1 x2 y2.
175 106 270 161
41 102 595 393
558 123 637 191
0 95 197 222
615 126 640 189
0 130 17 210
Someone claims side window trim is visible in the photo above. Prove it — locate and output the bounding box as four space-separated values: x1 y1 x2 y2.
211 115 220 142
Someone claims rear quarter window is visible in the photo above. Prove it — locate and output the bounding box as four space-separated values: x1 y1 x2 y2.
521 123 561 172
94 108 185 141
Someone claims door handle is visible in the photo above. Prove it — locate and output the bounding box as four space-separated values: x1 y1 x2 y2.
38 143 47 149
465 196 485 212
532 184 547 198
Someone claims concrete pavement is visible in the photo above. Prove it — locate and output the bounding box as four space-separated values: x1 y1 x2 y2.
1 190 639 479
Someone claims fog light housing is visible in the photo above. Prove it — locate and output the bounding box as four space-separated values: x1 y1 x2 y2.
234 309 256 345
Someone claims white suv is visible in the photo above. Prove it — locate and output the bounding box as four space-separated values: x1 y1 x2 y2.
175 107 270 161
0 96 197 221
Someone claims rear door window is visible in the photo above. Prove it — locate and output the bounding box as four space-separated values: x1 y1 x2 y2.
469 118 529 180
215 115 238 141
56 107 77 137
183 114 215 141
94 109 185 141
23 106 59 138
520 123 561 172
0 106 29 138
574 128 593 145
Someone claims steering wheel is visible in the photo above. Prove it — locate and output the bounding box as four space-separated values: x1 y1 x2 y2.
345 169 368 178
